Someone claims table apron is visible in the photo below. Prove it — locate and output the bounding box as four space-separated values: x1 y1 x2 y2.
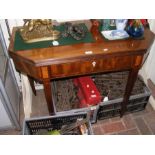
40 55 142 80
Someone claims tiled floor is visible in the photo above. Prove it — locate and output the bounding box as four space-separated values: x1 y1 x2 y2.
93 102 155 135
0 89 155 135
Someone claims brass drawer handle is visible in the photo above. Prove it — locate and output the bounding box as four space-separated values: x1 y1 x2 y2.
92 61 96 67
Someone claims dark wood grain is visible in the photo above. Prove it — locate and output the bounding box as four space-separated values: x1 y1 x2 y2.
8 20 155 115
43 78 55 115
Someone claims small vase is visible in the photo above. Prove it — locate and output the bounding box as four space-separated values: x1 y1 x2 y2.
126 20 144 38
115 19 128 30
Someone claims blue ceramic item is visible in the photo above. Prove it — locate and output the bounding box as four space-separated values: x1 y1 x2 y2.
101 30 129 40
126 20 144 38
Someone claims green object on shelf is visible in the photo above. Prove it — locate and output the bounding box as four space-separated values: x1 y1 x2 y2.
48 130 61 135
99 19 116 31
14 23 95 51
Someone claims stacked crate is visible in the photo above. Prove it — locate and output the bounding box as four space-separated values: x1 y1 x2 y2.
51 78 99 123
51 71 150 122
93 71 150 120
23 113 93 135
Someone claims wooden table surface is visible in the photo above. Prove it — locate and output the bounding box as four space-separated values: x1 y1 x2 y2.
8 20 155 115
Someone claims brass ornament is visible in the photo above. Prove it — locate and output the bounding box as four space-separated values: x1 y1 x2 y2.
19 19 60 43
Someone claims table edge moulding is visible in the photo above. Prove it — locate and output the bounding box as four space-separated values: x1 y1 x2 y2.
8 19 155 116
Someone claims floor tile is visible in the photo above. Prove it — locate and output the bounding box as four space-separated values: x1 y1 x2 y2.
134 117 152 135
100 121 125 134
122 114 136 129
92 125 104 135
117 128 140 135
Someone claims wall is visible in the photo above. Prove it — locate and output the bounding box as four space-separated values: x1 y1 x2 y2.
0 19 24 88
0 95 12 129
139 19 155 109
0 19 24 47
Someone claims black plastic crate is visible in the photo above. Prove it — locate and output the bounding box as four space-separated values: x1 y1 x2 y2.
23 113 93 135
51 80 98 124
51 71 150 122
92 71 151 120
97 88 150 120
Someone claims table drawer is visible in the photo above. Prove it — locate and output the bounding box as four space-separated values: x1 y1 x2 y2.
50 55 134 78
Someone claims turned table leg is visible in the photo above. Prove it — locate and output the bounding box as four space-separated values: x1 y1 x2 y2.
120 68 139 117
43 79 55 115
27 75 36 96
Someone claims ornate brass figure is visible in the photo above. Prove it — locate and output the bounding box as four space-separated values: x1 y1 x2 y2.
19 19 60 43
